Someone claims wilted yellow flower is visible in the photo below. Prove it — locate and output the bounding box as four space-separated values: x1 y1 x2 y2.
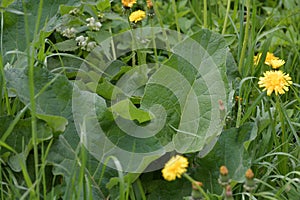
129 10 146 23
162 155 188 181
258 70 292 96
253 52 285 69
122 0 136 8
146 0 153 8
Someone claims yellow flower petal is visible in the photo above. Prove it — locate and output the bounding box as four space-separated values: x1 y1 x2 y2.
269 59 285 69
264 52 279 66
122 0 137 8
253 53 262 65
253 52 285 69
129 10 146 23
161 155 189 181
258 70 292 96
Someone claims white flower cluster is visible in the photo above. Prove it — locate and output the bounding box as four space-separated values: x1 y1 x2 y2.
61 27 76 38
69 8 80 15
86 17 102 31
75 36 97 51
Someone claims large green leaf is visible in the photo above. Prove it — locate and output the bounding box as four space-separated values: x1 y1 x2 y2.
72 83 164 173
71 28 230 174
193 122 257 194
141 29 229 154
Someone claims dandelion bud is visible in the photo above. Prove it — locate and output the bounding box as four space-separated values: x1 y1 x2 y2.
218 165 231 187
244 168 256 192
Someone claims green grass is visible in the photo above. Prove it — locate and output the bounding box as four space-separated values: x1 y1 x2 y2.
0 0 299 199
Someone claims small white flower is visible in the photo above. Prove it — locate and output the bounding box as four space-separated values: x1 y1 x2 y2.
86 41 97 51
75 35 85 43
69 8 80 15
62 27 76 38
75 36 89 50
86 17 102 31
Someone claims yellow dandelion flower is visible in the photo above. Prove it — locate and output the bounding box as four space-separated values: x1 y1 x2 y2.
129 10 146 23
162 155 188 181
258 70 292 96
122 0 137 8
253 52 285 69
264 52 279 66
268 59 285 69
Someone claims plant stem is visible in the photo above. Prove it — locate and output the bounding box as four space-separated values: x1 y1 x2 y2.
276 96 288 174
222 0 231 34
150 18 159 69
238 0 251 75
22 0 44 198
203 0 208 28
152 1 171 55
0 12 12 116
171 0 181 41
136 178 147 200
183 173 210 200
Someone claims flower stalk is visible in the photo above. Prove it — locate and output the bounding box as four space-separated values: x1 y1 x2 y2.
183 173 210 200
238 0 251 75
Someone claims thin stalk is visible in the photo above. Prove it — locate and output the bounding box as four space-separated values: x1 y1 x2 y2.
0 54 12 115
238 0 251 75
41 139 53 199
203 0 208 28
78 145 87 199
152 1 171 55
222 0 231 34
137 28 146 65
149 17 158 69
0 11 3 54
0 11 12 115
183 173 210 200
22 0 38 193
22 0 44 197
171 0 181 41
276 96 288 174
136 178 146 200
0 164 2 200
232 0 239 21
129 187 136 200
188 1 202 26
109 27 117 60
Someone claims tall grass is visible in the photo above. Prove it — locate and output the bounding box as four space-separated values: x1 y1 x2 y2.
0 0 299 199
